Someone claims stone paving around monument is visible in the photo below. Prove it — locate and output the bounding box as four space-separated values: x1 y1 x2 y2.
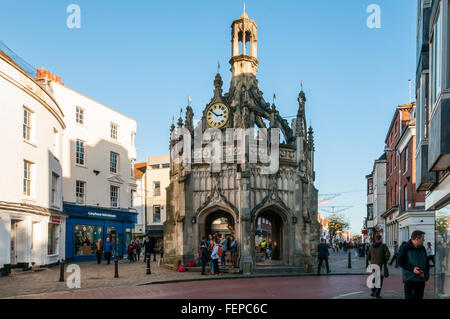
0 249 436 299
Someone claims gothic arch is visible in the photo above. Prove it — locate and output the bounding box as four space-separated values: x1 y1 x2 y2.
197 204 238 240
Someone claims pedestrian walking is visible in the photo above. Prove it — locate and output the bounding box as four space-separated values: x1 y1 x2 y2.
367 235 390 299
143 236 152 262
389 241 399 268
95 239 104 264
426 242 435 267
317 239 330 275
199 241 209 275
398 230 430 300
135 239 142 261
127 240 136 263
211 240 220 275
104 237 112 264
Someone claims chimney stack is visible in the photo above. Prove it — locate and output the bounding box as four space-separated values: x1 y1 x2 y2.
35 67 64 85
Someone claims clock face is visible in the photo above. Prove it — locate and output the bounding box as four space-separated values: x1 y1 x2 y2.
206 103 229 128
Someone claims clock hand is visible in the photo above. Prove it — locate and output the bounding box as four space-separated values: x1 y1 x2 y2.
211 110 220 116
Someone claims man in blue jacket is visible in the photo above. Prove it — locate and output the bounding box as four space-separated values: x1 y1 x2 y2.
317 239 330 275
398 230 430 300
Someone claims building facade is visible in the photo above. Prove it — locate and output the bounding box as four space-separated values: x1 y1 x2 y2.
0 49 66 273
46 71 138 261
163 11 319 274
365 153 387 243
133 162 147 240
416 0 450 298
145 154 170 250
396 113 434 244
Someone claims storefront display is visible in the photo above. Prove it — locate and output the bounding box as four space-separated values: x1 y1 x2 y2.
64 203 137 261
74 225 102 256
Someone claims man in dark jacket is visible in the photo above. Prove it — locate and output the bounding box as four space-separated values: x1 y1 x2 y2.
317 239 330 275
367 235 390 298
143 236 152 262
199 241 209 275
398 230 430 300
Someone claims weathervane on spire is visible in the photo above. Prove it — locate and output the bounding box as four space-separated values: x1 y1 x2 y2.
272 93 276 105
187 96 192 106
243 2 246 14
301 80 304 91
217 61 220 74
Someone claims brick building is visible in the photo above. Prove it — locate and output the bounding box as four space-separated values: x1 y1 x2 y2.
382 102 434 249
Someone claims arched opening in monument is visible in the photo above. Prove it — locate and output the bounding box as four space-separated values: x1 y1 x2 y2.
204 210 235 238
254 209 283 265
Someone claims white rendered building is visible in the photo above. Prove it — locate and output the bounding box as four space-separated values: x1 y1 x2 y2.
0 49 66 273
48 70 138 261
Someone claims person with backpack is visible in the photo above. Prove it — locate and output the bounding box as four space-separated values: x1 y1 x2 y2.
199 241 209 275
211 239 220 275
367 235 390 299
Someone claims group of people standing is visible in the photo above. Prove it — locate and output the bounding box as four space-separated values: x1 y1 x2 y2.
198 232 238 275
126 236 162 263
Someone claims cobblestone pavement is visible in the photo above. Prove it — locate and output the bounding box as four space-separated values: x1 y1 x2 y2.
0 256 207 298
0 249 437 299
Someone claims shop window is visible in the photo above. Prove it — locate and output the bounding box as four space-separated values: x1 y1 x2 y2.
48 223 59 255
162 163 170 168
74 225 102 256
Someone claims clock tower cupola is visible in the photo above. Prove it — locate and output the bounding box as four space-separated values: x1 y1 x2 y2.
230 6 259 80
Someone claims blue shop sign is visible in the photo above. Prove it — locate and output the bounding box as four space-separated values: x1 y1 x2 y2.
64 203 137 223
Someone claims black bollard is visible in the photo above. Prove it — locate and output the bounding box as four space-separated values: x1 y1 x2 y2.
153 252 156 262
59 260 65 282
114 259 119 278
348 251 352 268
146 254 151 274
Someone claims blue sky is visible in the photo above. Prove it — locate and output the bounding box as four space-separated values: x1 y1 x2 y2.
0 0 417 234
